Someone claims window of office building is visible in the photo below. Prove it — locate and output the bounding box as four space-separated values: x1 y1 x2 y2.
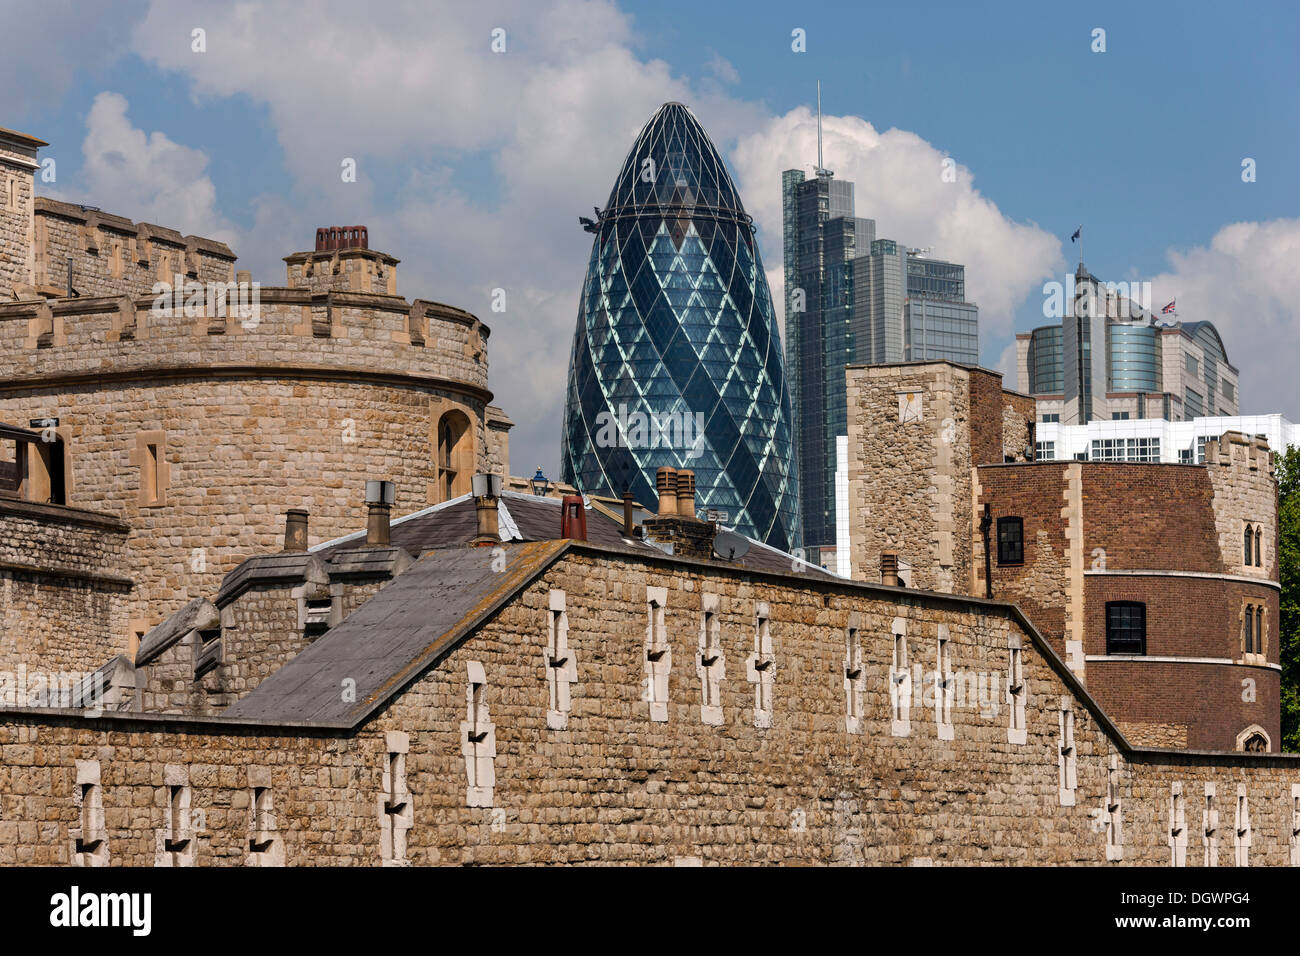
1090 437 1160 463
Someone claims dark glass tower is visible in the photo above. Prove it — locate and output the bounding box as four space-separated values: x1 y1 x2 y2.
560 102 799 552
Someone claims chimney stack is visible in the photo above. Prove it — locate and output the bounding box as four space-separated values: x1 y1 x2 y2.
561 494 588 541
284 509 309 552
364 480 395 547
641 468 715 560
881 551 900 587
656 467 679 516
675 470 696 519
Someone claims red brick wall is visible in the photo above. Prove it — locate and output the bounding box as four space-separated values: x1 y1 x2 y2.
975 461 1281 751
976 463 1070 649
1080 464 1222 572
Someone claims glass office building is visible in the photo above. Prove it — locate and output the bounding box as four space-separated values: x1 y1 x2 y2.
1019 265 1237 424
783 169 873 559
561 103 799 552
783 171 980 560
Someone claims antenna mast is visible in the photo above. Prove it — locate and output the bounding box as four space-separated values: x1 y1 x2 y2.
814 82 833 177
817 80 823 173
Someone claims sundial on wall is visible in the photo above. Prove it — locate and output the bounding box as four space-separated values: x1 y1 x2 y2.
898 391 923 424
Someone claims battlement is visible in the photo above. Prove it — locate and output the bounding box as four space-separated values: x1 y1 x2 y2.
28 197 236 300
1205 430 1275 479
0 285 491 395
284 245 400 295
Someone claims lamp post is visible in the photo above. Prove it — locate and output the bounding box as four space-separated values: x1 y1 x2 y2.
530 467 551 497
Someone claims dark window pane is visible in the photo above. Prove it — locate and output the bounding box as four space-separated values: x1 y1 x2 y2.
997 517 1024 565
1106 602 1146 655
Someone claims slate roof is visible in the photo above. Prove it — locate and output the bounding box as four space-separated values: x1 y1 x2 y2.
223 541 565 724
312 490 835 579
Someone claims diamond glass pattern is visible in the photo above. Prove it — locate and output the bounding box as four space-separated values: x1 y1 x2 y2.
560 103 800 552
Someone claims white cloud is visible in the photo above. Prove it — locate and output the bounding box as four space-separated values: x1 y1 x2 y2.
730 108 1064 348
3 1 146 117
1148 219 1300 418
50 92 237 246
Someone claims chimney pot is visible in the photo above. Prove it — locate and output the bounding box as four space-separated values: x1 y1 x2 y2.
560 494 588 541
284 509 309 552
366 503 391 547
656 467 679 516
881 551 900 587
675 469 697 520
470 477 501 546
622 490 635 538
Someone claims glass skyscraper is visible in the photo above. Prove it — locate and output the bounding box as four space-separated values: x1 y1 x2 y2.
561 103 799 552
1018 262 1239 424
784 169 979 562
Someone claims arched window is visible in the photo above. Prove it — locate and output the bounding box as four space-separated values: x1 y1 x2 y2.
435 409 473 502
1237 725 1271 753
1257 606 1265 653
1255 527 1263 567
1244 605 1255 655
1244 524 1253 566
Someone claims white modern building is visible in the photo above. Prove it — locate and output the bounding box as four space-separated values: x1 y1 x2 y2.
1034 413 1298 464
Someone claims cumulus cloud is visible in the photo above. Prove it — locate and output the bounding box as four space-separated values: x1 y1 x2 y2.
730 108 1064 352
49 92 238 246
1148 219 1300 417
3 1 147 118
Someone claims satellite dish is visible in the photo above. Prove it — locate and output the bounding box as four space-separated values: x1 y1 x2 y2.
712 530 750 562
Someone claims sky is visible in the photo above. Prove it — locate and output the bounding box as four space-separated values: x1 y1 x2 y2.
9 0 1300 479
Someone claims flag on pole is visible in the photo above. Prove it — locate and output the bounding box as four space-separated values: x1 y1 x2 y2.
1161 300 1176 314
1070 227 1081 242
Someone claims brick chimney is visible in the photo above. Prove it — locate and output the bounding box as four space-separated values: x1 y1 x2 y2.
675 470 696 519
315 226 369 251
283 509 309 552
642 469 715 560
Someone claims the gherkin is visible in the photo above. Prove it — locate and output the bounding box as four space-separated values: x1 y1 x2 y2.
560 102 799 552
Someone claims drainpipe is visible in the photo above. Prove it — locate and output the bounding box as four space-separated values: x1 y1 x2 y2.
979 503 993 598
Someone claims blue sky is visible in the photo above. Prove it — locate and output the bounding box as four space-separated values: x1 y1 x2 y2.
10 0 1300 476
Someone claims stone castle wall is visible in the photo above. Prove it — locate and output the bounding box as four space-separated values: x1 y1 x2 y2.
31 198 236 298
845 362 1030 593
0 285 502 649
0 498 131 675
2 546 1299 866
0 135 39 296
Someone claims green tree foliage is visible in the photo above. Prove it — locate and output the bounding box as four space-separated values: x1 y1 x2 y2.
1278 447 1300 751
